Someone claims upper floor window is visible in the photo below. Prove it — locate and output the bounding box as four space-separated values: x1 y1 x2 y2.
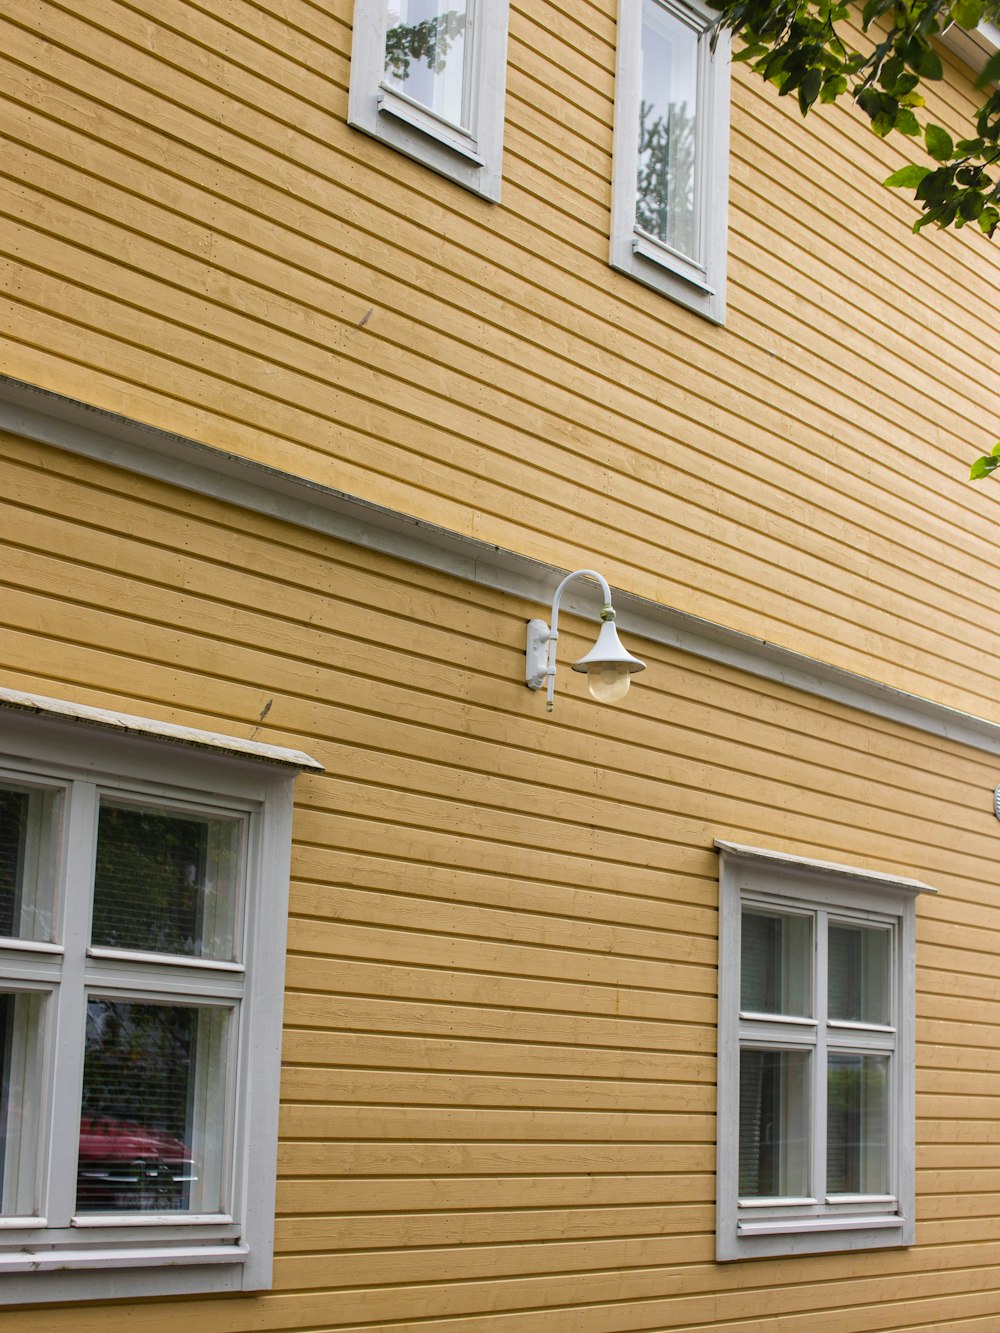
610 0 730 322
715 841 933 1262
348 0 511 201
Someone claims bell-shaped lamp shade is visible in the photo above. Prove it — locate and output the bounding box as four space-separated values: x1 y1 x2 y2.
571 618 645 704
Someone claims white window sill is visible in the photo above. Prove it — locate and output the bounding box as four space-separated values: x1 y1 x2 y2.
0 1243 249 1272
632 231 713 293
738 1215 904 1236
377 87 483 164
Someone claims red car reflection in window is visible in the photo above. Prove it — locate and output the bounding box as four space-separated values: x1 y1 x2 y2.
76 1117 197 1212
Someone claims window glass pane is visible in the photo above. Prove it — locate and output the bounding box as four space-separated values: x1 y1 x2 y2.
637 0 699 259
0 992 44 1216
0 783 57 942
739 1048 809 1198
384 0 469 127
92 802 242 960
76 999 230 1215
828 923 891 1025
741 909 812 1015
827 1053 890 1195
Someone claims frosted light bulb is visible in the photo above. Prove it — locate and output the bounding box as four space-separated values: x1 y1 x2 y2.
587 662 631 704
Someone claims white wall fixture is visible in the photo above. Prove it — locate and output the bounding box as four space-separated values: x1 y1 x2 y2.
525 569 645 712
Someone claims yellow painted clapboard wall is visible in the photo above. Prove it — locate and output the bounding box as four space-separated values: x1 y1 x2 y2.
4 429 1000 1330
3 0 1000 720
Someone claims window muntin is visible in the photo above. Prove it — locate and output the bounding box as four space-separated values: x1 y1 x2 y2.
610 0 730 322
717 842 927 1261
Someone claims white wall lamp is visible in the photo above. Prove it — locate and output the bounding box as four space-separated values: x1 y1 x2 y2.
526 570 645 712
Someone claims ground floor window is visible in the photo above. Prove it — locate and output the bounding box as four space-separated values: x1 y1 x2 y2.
715 840 932 1261
0 690 317 1303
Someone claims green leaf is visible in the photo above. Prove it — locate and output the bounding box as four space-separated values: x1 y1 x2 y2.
970 454 1000 479
952 0 985 29
884 163 933 187
913 45 943 79
980 205 1000 234
879 54 905 90
978 49 1000 86
895 108 921 135
956 136 986 154
820 73 849 101
798 66 823 112
733 41 768 61
914 165 954 201
925 122 955 159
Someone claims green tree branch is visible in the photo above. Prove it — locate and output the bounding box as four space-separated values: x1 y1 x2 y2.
707 0 1000 477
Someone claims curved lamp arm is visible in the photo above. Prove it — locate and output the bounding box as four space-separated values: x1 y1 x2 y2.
525 570 644 712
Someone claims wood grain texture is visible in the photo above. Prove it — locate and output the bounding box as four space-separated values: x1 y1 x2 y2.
0 434 998 1326
3 0 1000 1320
3 0 1000 719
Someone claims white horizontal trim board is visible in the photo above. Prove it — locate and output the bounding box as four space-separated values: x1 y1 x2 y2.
713 840 937 896
3 374 1000 757
0 686 323 771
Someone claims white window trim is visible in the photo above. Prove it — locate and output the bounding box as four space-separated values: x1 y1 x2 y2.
610 0 731 323
938 18 1000 74
347 0 511 201
715 840 933 1262
0 697 319 1304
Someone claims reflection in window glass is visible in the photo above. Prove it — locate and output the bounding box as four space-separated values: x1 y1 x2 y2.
637 0 699 260
741 909 812 1017
829 923 891 1025
76 999 229 1215
0 992 43 1216
827 1053 889 1195
384 0 469 127
739 1048 809 1198
92 803 241 960
0 784 57 942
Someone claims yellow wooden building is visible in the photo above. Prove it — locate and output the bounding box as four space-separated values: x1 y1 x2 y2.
2 0 1000 1326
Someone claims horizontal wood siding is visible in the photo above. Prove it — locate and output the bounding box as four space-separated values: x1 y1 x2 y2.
3 0 1000 717
2 432 1000 1329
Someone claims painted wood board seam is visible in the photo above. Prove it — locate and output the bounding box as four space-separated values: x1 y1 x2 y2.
5 375 1000 759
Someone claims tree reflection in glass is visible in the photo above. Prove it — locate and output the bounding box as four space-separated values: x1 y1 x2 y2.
384 0 469 128
827 1053 889 1195
92 802 240 961
637 0 699 260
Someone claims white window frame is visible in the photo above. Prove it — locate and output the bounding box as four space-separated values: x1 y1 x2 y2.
348 0 511 201
715 840 933 1262
610 0 730 323
0 693 319 1304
